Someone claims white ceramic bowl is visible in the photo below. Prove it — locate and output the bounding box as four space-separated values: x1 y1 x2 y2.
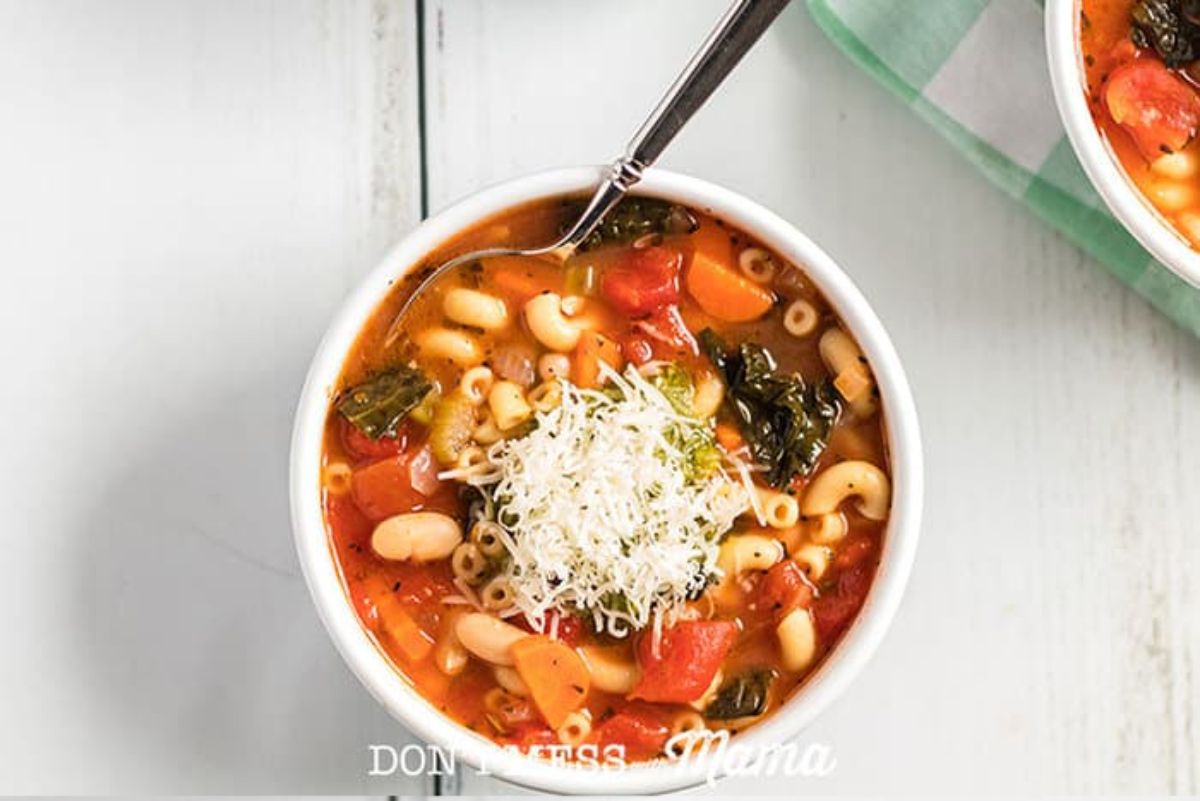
290 167 923 794
1046 0 1200 288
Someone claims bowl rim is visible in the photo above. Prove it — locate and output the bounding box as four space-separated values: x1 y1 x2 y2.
1045 0 1200 289
289 166 924 794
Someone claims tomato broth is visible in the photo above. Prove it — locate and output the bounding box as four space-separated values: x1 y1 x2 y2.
321 195 892 762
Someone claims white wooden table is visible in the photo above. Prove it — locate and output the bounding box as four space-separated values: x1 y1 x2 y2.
1 0 1197 795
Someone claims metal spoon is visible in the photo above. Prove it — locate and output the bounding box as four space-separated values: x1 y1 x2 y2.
387 0 791 343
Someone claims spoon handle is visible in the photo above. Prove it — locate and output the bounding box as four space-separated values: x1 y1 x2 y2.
628 0 791 167
561 0 791 250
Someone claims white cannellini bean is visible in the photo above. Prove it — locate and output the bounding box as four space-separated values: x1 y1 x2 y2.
1152 151 1198 180
454 613 528 666
493 665 530 696
371 512 462 562
577 645 640 694
443 287 510 331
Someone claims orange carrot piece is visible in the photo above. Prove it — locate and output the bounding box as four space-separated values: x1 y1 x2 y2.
715 422 746 454
484 256 556 304
365 577 435 663
571 331 623 389
685 222 774 322
510 635 591 729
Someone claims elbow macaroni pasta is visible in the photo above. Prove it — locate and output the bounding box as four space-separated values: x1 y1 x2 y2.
807 512 848 545
459 365 495 405
776 607 818 672
526 380 563 413
801 460 891 520
524 292 583 351
487 380 533 430
818 327 877 418
667 711 708 756
470 520 507 559
471 410 504 445
738 247 777 283
783 299 819 337
321 461 352 495
755 487 800 529
718 534 785 576
480 575 515 611
450 542 488 585
793 544 831 580
556 710 592 747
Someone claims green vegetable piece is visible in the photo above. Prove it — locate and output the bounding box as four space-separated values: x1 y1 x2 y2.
700 329 840 488
565 197 699 252
336 365 432 440
647 363 721 480
563 259 598 296
429 391 477 466
650 363 695 416
704 669 774 720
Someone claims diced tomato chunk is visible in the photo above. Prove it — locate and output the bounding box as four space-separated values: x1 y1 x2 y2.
325 493 374 550
619 332 656 366
812 564 873 641
630 620 737 703
600 246 682 317
761 560 816 620
340 417 410 463
351 456 428 521
834 534 876 571
594 706 671 762
350 445 457 522
1105 59 1200 160
392 562 457 606
634 304 697 356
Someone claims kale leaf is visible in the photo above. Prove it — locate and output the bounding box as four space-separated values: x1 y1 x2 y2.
1131 0 1200 67
565 197 698 252
704 669 774 720
700 329 839 489
336 365 432 439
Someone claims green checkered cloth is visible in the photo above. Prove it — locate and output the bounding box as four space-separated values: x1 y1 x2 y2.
808 0 1200 337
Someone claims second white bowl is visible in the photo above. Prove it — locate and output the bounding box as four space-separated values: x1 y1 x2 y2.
1046 0 1200 288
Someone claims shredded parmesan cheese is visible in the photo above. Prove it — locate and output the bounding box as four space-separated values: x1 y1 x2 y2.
453 363 750 639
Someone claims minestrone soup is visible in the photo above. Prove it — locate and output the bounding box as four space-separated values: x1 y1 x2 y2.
322 196 891 762
1083 0 1200 245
